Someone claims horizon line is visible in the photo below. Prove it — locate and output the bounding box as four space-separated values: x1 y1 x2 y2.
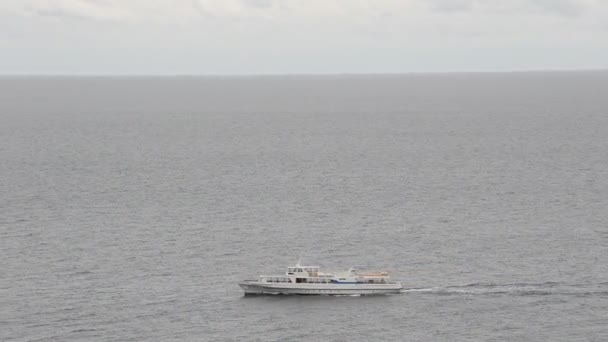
1 68 607 78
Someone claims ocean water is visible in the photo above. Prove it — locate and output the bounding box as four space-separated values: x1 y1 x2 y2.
1 72 608 341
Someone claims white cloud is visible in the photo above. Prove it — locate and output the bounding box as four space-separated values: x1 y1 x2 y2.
1 0 598 22
0 0 606 74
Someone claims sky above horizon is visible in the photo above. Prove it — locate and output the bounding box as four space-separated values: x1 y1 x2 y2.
1 0 607 75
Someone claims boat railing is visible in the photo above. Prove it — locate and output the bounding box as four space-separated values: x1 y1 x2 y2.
356 271 390 276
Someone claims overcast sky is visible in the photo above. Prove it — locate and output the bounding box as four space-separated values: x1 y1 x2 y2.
1 0 607 74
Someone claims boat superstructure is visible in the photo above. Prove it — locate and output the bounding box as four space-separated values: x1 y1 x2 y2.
239 262 402 295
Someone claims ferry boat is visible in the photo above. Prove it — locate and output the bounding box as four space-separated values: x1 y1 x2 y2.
239 262 402 295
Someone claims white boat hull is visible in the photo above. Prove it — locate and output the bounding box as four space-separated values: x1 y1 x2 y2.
239 281 402 296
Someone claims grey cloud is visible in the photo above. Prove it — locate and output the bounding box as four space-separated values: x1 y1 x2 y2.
427 0 587 17
22 1 125 22
530 0 585 17
429 0 474 12
25 6 93 21
241 0 275 9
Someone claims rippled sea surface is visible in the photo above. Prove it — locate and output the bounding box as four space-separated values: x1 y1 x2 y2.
2 72 608 341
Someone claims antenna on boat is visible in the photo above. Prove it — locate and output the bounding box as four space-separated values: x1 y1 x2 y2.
296 256 302 267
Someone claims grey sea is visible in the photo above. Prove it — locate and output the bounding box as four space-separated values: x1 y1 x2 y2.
1 72 608 341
